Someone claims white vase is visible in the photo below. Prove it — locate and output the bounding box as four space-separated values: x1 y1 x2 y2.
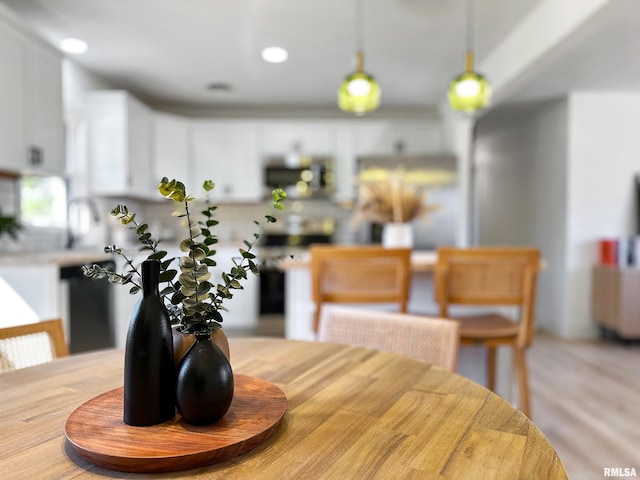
382 223 413 248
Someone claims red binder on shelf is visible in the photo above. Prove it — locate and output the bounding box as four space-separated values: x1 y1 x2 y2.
599 239 618 265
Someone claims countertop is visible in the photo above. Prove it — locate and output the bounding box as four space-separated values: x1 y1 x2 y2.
0 249 112 268
279 249 437 272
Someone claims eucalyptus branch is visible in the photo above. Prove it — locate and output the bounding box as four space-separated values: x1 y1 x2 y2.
85 177 286 335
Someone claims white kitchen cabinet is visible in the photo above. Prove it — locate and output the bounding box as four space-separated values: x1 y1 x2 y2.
0 8 63 176
333 123 357 201
212 245 259 331
153 112 191 192
23 40 64 175
353 120 440 156
191 121 262 202
86 91 154 198
260 121 335 157
0 20 24 172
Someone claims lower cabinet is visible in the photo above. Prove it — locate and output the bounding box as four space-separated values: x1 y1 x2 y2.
591 265 640 338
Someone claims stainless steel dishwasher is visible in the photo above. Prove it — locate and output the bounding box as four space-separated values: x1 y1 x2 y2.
60 260 115 353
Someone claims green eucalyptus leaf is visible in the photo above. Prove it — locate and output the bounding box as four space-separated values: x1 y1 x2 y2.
161 258 174 270
180 285 196 297
180 256 196 269
179 272 197 288
240 249 256 259
160 286 175 296
159 270 177 282
179 239 192 252
147 251 167 260
171 291 185 305
248 260 260 275
193 247 207 261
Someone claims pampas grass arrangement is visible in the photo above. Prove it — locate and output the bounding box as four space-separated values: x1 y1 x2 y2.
352 172 440 226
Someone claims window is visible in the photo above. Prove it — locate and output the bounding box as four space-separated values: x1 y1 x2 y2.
20 176 67 228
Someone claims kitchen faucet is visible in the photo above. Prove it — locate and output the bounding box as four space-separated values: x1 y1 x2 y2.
66 196 101 250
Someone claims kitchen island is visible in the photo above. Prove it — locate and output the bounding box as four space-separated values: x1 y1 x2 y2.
0 249 114 350
280 250 438 340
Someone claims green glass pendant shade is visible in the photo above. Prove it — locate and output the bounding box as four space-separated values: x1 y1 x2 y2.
448 71 491 112
338 50 380 115
448 51 491 113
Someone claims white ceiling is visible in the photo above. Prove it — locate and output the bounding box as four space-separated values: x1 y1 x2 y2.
2 0 640 113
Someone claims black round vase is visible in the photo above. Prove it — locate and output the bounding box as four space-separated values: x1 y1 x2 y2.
123 259 176 426
176 330 234 425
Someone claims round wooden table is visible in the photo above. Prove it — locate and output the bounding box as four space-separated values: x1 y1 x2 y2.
0 338 567 479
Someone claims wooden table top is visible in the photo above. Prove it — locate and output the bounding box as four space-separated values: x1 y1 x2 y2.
0 338 567 479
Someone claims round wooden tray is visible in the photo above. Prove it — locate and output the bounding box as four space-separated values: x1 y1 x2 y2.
64 374 287 473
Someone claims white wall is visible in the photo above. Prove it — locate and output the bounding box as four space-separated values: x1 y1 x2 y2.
476 92 640 339
564 92 640 337
475 100 568 335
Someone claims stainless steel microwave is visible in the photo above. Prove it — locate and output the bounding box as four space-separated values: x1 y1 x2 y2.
264 157 334 199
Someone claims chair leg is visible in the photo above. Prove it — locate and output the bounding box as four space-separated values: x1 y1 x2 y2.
513 346 531 418
487 346 497 391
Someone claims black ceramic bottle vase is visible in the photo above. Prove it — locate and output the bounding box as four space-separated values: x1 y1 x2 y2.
123 259 176 426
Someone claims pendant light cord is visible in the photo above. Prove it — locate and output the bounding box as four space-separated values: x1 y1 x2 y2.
465 0 475 72
356 0 363 52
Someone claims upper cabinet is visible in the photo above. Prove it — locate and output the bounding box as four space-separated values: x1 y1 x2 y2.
0 9 63 176
191 121 262 202
260 122 335 157
353 120 441 156
23 41 64 175
85 91 154 198
153 112 191 192
0 19 24 172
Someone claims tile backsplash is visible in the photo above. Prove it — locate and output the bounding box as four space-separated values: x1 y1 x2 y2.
0 177 18 216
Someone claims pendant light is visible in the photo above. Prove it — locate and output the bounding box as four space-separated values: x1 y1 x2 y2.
448 0 491 113
338 0 380 115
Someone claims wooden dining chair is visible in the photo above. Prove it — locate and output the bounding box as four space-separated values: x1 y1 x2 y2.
318 306 459 371
0 319 69 373
434 247 541 417
309 245 412 333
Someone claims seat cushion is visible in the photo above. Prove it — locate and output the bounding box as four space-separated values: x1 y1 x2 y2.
454 313 520 339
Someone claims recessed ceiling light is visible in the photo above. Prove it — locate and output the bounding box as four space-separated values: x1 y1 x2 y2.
59 38 88 54
261 46 288 64
206 82 232 93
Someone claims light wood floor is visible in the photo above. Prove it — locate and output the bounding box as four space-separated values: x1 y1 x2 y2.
528 334 640 479
234 318 640 479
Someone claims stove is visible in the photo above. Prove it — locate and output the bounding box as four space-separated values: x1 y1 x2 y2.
258 232 332 314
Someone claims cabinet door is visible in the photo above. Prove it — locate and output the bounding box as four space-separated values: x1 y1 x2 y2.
153 113 191 192
212 246 258 329
261 122 334 156
353 120 439 156
87 92 153 198
126 97 153 196
23 41 64 175
0 22 25 172
191 122 261 202
87 94 128 195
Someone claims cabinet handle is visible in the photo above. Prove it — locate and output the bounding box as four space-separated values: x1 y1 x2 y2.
28 145 43 166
